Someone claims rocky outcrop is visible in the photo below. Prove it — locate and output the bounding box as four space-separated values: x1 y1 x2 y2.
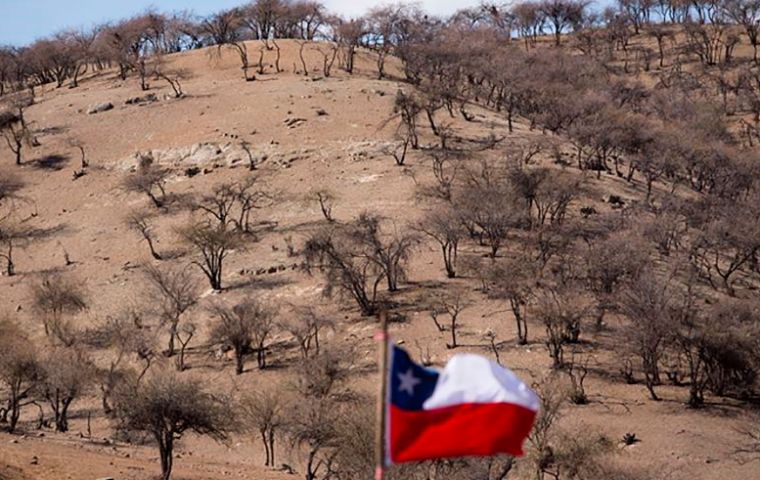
87 102 114 114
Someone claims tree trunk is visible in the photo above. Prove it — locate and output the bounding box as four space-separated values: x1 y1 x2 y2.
9 398 20 433
261 429 271 466
268 428 275 467
146 236 162 260
55 399 71 432
167 328 176 357
235 349 244 375
14 139 22 165
159 433 174 480
442 243 456 278
449 318 457 348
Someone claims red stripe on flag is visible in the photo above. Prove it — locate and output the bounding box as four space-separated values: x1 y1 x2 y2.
389 402 536 463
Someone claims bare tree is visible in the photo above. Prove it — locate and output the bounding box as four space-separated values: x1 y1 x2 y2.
175 322 196 372
393 90 422 149
88 311 157 414
209 299 276 374
352 213 419 292
202 8 255 81
0 219 31 277
284 396 342 480
127 209 163 260
0 319 41 433
431 288 471 349
646 24 673 68
38 347 94 432
535 286 588 368
113 370 231 480
179 222 241 291
194 177 268 233
0 172 26 275
122 161 170 208
540 0 588 46
0 172 23 206
486 257 537 345
281 307 334 359
285 350 353 480
303 224 384 316
143 264 199 360
303 188 337 222
294 348 351 400
527 378 565 480
241 388 284 467
30 275 87 342
736 413 760 462
333 17 366 74
620 274 677 401
314 42 339 77
417 206 465 278
722 0 760 63
1 104 33 165
458 167 527 258
585 231 649 329
689 199 760 296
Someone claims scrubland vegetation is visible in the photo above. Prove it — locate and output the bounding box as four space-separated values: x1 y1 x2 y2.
3 0 760 479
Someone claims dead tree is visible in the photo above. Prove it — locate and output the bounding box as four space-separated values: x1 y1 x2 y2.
127 209 163 260
486 257 537 345
1 105 33 165
39 347 94 432
179 222 241 291
143 264 199 360
281 307 335 359
242 388 284 467
302 224 384 316
30 275 87 342
417 207 465 278
303 188 337 222
0 320 41 433
113 370 230 480
209 299 275 374
122 162 170 208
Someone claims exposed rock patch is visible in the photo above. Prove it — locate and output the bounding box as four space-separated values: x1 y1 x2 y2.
87 102 114 114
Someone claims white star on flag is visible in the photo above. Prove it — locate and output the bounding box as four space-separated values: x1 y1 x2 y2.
398 368 421 395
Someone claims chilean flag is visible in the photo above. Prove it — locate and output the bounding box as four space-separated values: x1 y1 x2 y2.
387 345 539 463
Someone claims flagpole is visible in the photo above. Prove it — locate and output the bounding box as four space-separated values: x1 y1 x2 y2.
375 310 389 480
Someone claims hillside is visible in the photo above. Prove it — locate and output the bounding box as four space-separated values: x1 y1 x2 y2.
1 29 760 480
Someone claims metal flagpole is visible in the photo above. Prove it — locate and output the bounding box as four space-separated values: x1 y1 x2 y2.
375 310 389 480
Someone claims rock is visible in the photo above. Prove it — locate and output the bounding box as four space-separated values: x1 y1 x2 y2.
284 117 307 128
96 477 115 480
87 102 113 114
125 93 157 105
9 439 18 444
30 456 38 465
315 108 328 116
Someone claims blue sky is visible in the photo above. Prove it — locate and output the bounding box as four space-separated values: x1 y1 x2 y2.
0 0 481 46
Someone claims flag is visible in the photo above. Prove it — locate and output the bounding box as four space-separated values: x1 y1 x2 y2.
386 344 539 464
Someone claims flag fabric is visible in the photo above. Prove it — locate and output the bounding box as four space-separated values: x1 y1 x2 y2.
386 344 539 464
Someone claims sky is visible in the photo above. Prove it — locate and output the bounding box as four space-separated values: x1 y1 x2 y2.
0 0 481 46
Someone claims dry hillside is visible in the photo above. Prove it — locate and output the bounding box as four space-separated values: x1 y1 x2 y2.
1 20 760 480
